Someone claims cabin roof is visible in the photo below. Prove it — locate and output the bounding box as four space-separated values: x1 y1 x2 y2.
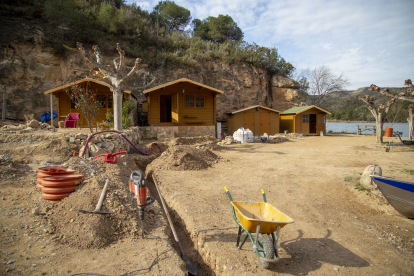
231 105 281 114
44 78 130 95
282 105 331 115
143 78 224 94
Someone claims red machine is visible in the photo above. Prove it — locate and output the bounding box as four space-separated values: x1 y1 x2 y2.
129 171 154 220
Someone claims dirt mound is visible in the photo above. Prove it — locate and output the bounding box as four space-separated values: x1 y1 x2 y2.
47 153 162 249
147 145 221 172
168 136 219 146
0 157 31 181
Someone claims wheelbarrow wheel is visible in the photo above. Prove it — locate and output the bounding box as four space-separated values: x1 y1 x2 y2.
257 234 274 269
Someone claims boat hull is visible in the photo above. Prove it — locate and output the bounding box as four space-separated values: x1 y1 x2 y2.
370 175 414 218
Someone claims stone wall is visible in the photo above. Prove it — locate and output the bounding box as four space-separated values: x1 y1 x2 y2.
138 126 215 140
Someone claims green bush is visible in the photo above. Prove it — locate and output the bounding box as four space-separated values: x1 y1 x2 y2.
9 0 295 75
122 100 136 129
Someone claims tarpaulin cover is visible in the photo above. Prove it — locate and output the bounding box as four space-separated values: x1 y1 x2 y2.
40 111 57 123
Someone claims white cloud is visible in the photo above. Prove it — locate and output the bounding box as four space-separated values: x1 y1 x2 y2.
127 0 414 89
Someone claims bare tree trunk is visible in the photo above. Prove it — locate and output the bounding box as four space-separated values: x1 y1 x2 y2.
376 113 384 144
408 104 413 140
113 90 123 130
360 93 394 144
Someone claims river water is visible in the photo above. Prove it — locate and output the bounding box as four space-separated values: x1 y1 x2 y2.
326 122 410 137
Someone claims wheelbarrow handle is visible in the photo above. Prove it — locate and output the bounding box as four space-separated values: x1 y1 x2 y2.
261 189 267 203
223 186 233 201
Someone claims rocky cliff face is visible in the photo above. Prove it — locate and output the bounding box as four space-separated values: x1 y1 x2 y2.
0 17 307 123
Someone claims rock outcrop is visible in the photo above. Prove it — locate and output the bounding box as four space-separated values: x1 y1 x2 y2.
271 75 308 111
0 17 307 123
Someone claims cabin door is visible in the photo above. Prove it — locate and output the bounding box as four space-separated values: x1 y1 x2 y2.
160 95 172 123
309 114 317 133
317 114 326 134
171 93 179 123
260 112 270 135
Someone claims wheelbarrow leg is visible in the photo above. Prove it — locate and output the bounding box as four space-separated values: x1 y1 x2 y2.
239 230 249 249
236 226 242 247
271 225 281 258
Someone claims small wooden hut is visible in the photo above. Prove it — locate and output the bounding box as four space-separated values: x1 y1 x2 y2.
280 105 331 135
44 78 130 127
143 78 223 126
227 105 281 136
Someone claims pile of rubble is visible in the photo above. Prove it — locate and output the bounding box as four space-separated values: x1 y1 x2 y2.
217 136 241 145
0 119 55 133
217 132 307 145
284 133 306 139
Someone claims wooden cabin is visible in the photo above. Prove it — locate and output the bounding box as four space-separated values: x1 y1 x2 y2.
227 105 281 136
143 78 223 126
280 105 331 135
44 78 130 127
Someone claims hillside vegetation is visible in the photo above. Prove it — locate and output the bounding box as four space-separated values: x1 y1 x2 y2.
320 87 413 123
0 0 294 75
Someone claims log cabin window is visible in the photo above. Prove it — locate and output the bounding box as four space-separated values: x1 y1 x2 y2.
196 95 204 107
318 115 325 124
303 114 309 123
97 95 106 108
185 94 204 108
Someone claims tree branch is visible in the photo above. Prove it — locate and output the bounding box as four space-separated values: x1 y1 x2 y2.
127 77 157 91
115 43 124 77
113 57 120 73
384 98 395 114
91 45 103 65
73 43 112 76
63 44 80 52
359 95 378 118
370 83 414 103
118 58 149 86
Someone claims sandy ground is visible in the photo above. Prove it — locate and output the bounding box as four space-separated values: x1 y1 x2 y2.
150 134 414 275
0 128 413 275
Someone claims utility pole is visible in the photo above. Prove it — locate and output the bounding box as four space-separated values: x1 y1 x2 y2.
2 80 12 121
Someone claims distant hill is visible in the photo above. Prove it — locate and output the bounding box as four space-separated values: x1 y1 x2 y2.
319 87 413 122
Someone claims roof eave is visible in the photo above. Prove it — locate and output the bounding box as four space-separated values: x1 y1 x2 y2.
231 105 281 114
143 78 223 94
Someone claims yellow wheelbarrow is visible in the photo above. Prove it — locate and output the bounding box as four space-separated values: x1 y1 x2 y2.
224 187 294 269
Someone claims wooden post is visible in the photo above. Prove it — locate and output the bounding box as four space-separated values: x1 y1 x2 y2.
50 94 53 126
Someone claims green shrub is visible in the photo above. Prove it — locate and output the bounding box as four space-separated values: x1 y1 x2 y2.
122 100 136 129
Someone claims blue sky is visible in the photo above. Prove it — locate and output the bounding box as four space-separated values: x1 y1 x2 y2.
127 0 414 90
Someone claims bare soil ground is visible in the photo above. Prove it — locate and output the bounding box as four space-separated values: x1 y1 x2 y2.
1 129 413 275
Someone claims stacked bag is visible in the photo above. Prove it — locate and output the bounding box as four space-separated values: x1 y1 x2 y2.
36 166 83 201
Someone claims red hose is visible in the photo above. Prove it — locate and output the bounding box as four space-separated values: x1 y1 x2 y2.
80 130 162 158
93 151 127 163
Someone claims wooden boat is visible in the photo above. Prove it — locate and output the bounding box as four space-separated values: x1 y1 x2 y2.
370 175 414 218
